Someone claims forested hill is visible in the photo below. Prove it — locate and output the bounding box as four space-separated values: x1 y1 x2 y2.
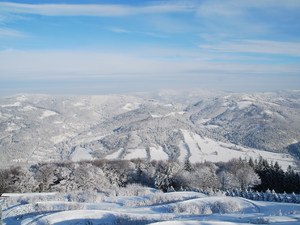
0 90 299 169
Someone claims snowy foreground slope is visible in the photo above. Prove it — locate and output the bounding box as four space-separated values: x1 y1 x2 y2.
2 189 300 225
0 90 299 169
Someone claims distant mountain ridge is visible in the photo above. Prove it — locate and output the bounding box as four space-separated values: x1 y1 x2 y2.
0 90 299 169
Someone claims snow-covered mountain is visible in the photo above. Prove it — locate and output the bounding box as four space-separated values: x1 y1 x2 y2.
0 90 299 169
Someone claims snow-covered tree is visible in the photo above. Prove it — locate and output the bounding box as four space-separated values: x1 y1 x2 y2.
73 162 110 191
217 171 239 191
291 192 298 203
265 189 273 201
103 160 132 187
0 168 10 194
183 159 193 172
155 161 179 192
238 167 260 190
32 163 57 192
282 192 288 202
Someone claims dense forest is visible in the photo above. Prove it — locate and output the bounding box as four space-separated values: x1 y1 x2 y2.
1 158 299 195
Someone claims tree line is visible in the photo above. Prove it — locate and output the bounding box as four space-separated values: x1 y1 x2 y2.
249 157 300 193
0 157 299 195
226 189 300 204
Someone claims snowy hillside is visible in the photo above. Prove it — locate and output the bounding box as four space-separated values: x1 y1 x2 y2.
2 188 300 225
0 90 299 169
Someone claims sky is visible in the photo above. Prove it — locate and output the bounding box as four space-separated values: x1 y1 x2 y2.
0 0 300 96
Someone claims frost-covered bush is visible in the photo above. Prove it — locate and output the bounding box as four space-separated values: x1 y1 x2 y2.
210 199 243 214
110 183 157 197
170 202 213 215
66 191 105 203
12 193 65 205
124 192 181 207
169 197 243 215
35 202 85 212
124 192 203 207
250 217 270 224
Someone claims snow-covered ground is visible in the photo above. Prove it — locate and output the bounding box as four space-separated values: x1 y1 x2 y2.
39 110 58 119
2 190 300 225
149 146 169 161
180 130 295 170
69 147 94 161
94 129 296 170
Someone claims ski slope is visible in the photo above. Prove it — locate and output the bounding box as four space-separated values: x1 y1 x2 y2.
180 130 295 170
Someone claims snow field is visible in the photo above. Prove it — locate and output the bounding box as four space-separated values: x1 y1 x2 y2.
105 148 125 159
178 141 190 162
123 102 141 111
69 147 94 161
236 100 253 109
99 129 295 170
124 148 148 160
39 110 57 119
149 146 169 161
5 122 21 132
20 105 38 111
0 102 21 108
3 189 300 225
180 130 295 170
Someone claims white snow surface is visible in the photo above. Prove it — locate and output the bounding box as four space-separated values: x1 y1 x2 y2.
20 105 37 111
124 148 148 160
5 122 21 132
2 191 300 225
0 102 21 107
69 147 94 161
39 110 58 119
149 146 169 161
51 134 69 144
99 130 295 170
180 130 295 170
105 148 125 159
123 102 141 111
178 141 190 162
236 100 252 109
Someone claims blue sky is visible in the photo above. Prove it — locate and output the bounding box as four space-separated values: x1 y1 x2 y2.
0 0 299 95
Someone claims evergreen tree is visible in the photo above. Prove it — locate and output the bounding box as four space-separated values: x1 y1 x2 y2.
183 159 193 172
291 192 297 203
154 161 177 192
248 158 254 168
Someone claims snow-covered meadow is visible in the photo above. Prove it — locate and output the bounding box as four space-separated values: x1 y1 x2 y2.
2 186 300 225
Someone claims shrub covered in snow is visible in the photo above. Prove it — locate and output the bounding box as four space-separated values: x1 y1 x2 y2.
169 197 243 215
250 217 270 224
124 192 205 207
109 183 158 197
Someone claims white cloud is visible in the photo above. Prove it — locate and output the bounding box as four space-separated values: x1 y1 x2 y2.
0 2 193 17
139 32 169 39
196 0 300 38
2 0 298 19
0 49 299 81
197 0 300 16
199 40 300 56
239 0 300 8
0 28 27 38
107 27 130 33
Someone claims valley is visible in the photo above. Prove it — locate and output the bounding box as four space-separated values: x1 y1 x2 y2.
0 90 299 170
